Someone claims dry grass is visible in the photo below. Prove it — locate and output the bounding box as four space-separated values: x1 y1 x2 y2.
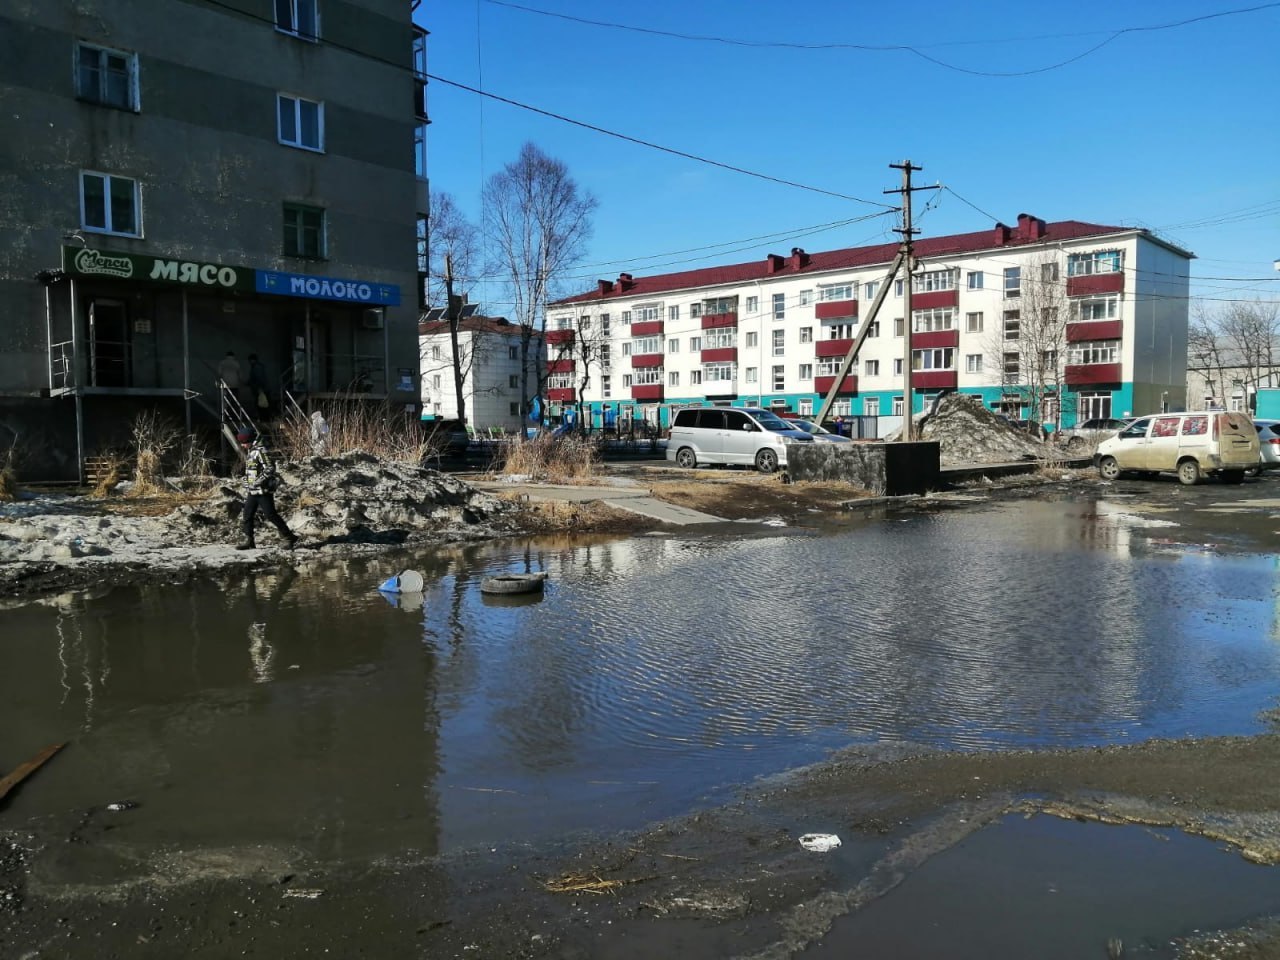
128 410 183 496
542 872 655 895
492 434 600 483
88 451 128 499
645 472 870 521
0 464 16 502
276 399 440 464
494 494 658 534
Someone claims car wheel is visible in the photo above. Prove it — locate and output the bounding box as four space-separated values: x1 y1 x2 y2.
1098 456 1121 481
675 447 697 469
1247 465 1263 478
1067 436 1086 453
1222 470 1246 485
1177 459 1201 486
755 448 779 474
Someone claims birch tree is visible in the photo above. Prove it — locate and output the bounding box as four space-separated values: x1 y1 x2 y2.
426 191 480 425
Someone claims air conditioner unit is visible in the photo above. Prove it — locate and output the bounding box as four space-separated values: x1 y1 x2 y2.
362 308 385 330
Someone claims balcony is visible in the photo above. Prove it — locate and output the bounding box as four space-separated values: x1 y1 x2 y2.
546 358 575 374
815 338 854 359
1066 320 1122 342
815 299 857 320
912 370 958 389
1066 273 1124 297
700 347 738 363
911 289 958 310
631 353 663 369
814 374 858 395
545 328 575 345
913 329 959 349
547 387 575 402
631 384 664 401
630 320 664 337
701 312 738 329
1065 362 1122 386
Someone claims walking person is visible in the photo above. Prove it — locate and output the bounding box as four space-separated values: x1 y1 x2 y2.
218 350 244 404
247 353 270 416
235 429 298 551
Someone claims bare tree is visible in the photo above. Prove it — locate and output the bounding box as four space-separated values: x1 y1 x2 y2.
1189 300 1280 410
427 191 480 425
483 143 597 429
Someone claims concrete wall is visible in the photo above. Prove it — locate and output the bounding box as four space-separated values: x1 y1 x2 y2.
788 441 940 496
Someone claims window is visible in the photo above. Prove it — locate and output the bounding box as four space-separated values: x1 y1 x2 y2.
965 354 983 373
620 311 631 324
912 348 954 371
817 358 844 377
824 323 851 339
865 397 880 416
707 363 736 384
893 317 904 337
282 202 325 258
915 269 957 292
865 359 879 376
621 342 632 356
772 366 785 390
76 43 138 110
554 316 572 330
689 302 702 318
668 371 680 387
414 122 427 179
894 279 904 298
579 315 591 331
1072 295 1120 322
690 370 702 385
799 364 813 380
602 375 611 398
799 326 813 343
432 346 442 360
799 289 813 306
1067 340 1119 365
1003 310 1020 340
966 311 984 333
1041 261 1060 282
509 402 519 416
635 303 661 322
1079 391 1113 420
799 398 813 416
669 305 680 321
892 396 904 416
667 338 680 353
745 367 758 383
432 374 441 389
622 374 633 387
746 295 759 313
80 171 140 237
1041 348 1058 369
772 293 786 320
1003 352 1020 377
893 358 903 375
772 329 785 357
1003 266 1021 299
966 271 983 291
818 284 854 301
632 335 661 355
689 335 702 351
601 314 611 335
633 367 662 386
912 307 955 333
275 0 319 38
865 319 880 338
745 331 758 348
703 330 736 350
508 346 518 360
863 280 880 300
278 94 323 151
1068 250 1122 276
705 296 737 316
508 374 519 388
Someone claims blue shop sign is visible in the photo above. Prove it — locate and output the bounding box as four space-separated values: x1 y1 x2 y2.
255 270 401 306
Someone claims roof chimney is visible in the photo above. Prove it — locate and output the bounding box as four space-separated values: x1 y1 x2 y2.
993 223 1012 246
617 272 634 291
1015 213 1047 241
766 253 784 273
789 247 810 270
597 279 614 295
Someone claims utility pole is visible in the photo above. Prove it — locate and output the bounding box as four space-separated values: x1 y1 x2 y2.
444 253 467 426
885 161 937 442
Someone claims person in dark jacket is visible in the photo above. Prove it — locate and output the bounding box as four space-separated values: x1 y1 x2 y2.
235 429 297 550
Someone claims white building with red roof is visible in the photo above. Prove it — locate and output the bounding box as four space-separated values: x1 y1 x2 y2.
545 213 1192 432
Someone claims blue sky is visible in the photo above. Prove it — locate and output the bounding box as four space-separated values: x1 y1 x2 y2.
414 0 1280 314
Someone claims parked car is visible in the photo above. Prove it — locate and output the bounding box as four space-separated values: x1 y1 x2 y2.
781 418 852 443
996 415 1049 441
1056 417 1129 452
1254 419 1280 472
1095 411 1260 485
666 406 814 473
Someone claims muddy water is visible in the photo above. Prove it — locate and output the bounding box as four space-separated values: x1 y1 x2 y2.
2 496 1279 861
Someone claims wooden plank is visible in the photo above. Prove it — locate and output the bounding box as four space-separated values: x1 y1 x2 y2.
0 742 66 805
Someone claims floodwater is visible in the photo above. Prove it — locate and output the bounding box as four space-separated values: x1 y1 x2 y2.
3 495 1280 863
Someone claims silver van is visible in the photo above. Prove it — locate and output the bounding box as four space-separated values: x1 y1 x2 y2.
666 406 813 473
1095 411 1260 485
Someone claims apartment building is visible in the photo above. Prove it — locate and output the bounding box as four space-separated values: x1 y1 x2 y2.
545 214 1192 431
0 0 427 478
419 309 542 432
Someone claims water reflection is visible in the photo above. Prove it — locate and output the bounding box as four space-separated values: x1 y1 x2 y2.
1 498 1277 857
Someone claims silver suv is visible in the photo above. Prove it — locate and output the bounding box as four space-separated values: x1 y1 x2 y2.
1056 417 1128 452
666 407 813 473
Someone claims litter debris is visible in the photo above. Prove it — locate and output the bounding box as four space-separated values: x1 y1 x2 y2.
543 872 654 895
480 571 547 595
282 888 325 899
798 833 842 852
105 800 139 812
0 742 65 804
378 569 424 593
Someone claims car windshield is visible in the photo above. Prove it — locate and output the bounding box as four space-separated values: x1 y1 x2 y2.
786 420 824 435
753 411 795 431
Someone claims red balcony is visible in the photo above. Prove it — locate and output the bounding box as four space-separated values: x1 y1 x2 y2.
1065 362 1122 386
545 328 575 345
1067 273 1124 297
701 312 738 329
815 338 854 359
631 320 664 337
815 299 858 320
814 374 858 395
912 370 958 389
913 329 959 349
547 387 575 402
546 358 575 374
700 347 737 363
911 289 959 310
1066 320 1122 342
631 353 663 369
631 384 664 401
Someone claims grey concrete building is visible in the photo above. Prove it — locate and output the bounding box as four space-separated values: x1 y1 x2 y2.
0 0 427 478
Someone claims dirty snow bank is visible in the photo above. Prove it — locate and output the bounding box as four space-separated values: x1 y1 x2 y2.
890 394 1056 464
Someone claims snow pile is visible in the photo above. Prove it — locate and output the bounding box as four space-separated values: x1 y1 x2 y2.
891 394 1055 464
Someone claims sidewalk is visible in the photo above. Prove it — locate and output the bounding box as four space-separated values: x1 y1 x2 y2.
468 478 722 525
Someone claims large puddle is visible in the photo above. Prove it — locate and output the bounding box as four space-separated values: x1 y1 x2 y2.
3 496 1279 858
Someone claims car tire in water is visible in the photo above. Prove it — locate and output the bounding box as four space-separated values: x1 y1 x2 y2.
675 447 697 469
755 448 779 474
1177 459 1201 486
1098 456 1121 481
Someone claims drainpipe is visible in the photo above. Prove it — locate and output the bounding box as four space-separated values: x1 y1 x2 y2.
69 275 84 485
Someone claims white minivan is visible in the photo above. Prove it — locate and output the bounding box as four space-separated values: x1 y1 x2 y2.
666 406 814 473
1095 411 1259 485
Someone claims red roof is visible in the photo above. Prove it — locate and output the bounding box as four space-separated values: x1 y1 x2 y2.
418 315 528 337
551 217 1154 307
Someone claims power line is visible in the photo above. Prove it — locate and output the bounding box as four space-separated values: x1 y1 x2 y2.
483 0 1280 77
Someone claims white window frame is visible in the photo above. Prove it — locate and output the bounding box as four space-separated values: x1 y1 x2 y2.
1068 250 1122 276
966 311 984 333
863 281 880 300
915 269 958 293
818 283 854 302
278 93 324 151
912 348 955 371
635 303 662 323
799 398 813 416
912 307 955 333
772 292 786 320
706 363 736 384
667 338 680 353
632 335 661 355
865 359 879 377
816 359 844 377
772 365 785 391
965 354 983 374
799 326 813 344
690 370 703 385
1071 295 1120 322
668 371 680 387
799 289 813 306
745 331 758 348
689 335 702 351
79 170 142 237
633 367 662 387
745 295 759 313
966 271 983 291
75 42 140 111
1067 340 1119 365
744 366 758 384
703 330 736 351
799 363 813 380
772 329 785 357
1003 266 1021 299
275 0 320 40
865 397 880 416
668 305 680 321
893 358 903 375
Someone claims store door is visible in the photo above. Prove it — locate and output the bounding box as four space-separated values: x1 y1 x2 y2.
88 299 130 387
